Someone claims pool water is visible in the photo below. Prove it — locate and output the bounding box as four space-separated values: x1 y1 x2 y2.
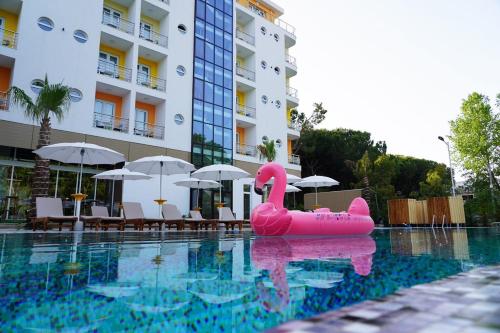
0 228 498 332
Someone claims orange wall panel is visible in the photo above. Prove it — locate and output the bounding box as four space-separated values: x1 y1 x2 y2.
135 101 156 124
95 92 123 118
0 67 12 91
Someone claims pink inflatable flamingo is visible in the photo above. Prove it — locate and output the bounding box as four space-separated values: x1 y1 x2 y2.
251 163 375 236
251 236 376 311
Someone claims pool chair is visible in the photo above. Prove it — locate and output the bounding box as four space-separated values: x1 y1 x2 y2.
217 207 244 231
122 202 163 231
189 210 218 231
81 206 125 231
161 204 186 230
31 197 78 231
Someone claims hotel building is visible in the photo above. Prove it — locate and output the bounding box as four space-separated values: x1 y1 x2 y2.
0 0 300 219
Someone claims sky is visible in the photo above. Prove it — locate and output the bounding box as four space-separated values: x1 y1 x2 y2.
279 0 500 172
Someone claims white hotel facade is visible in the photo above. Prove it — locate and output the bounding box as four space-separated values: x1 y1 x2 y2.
0 0 300 219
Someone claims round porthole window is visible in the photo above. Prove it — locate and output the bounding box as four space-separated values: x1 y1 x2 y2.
260 26 267 35
261 95 268 104
69 88 83 102
274 33 280 42
37 17 54 31
274 67 281 75
178 24 187 34
275 100 281 109
73 30 88 43
176 65 186 76
260 61 267 69
276 139 282 147
262 136 269 143
174 114 185 125
30 79 44 94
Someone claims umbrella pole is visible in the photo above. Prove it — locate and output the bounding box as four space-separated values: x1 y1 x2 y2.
93 177 98 202
315 187 318 206
294 192 296 209
120 175 124 217
219 171 222 206
196 183 200 209
111 179 115 217
54 169 60 198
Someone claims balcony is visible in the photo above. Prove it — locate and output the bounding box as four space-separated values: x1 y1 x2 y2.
236 64 255 82
0 91 10 111
136 72 166 92
236 29 255 46
93 112 129 133
236 104 256 118
102 10 135 35
276 19 296 37
288 154 300 165
97 59 132 82
236 144 257 157
1 28 17 49
134 121 165 140
286 86 298 98
139 27 168 48
286 54 296 66
287 121 301 131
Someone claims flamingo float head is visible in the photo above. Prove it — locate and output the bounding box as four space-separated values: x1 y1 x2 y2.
254 162 286 195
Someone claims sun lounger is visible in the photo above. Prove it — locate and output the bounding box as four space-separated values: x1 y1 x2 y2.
122 202 163 231
217 207 244 231
189 210 218 231
81 206 125 231
161 204 186 230
31 197 78 231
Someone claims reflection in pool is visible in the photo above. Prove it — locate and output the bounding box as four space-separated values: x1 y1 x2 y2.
0 228 498 332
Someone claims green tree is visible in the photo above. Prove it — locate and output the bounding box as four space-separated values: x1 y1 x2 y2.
8 76 71 212
290 102 328 132
450 92 499 189
419 164 451 198
256 139 277 162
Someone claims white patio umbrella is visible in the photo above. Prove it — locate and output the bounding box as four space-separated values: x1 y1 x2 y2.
267 173 301 185
192 164 249 206
285 184 301 209
126 156 195 215
174 178 220 210
294 175 339 207
92 169 152 216
33 142 125 226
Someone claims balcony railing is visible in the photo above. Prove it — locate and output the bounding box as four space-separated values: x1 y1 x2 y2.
286 54 297 66
236 144 257 157
288 154 300 165
139 27 168 48
1 28 18 49
98 59 132 82
93 112 129 133
236 28 255 46
102 10 135 35
236 104 256 118
286 86 298 98
236 64 255 82
0 91 10 111
287 121 302 131
134 121 165 140
137 72 166 92
276 18 296 37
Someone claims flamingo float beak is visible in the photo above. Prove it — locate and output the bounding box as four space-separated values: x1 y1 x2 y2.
254 186 263 195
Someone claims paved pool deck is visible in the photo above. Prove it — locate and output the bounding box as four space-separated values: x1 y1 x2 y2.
268 265 500 333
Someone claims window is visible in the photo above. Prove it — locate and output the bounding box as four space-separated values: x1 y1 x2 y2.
37 17 54 31
275 100 281 109
135 109 148 135
140 22 153 40
73 30 88 43
174 114 184 125
276 139 282 147
98 52 119 77
274 33 280 42
94 100 115 128
137 64 150 85
261 61 267 69
262 136 269 143
261 95 268 104
103 7 121 28
260 26 267 35
176 65 186 76
274 67 281 75
30 80 44 94
69 88 83 102
178 24 187 33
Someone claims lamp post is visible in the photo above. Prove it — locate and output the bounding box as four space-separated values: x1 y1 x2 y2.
438 136 456 197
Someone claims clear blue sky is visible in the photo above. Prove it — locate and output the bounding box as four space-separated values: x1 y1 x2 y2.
280 0 500 172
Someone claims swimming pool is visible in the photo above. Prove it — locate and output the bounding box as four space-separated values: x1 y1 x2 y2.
0 228 498 332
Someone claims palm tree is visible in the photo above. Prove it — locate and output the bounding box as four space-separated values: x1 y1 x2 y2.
257 140 277 162
8 76 71 214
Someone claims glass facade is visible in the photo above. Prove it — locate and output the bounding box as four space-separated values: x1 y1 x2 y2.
192 0 234 217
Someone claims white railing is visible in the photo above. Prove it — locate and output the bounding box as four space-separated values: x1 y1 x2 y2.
236 64 255 81
134 121 165 140
137 72 166 92
139 27 168 48
236 28 255 46
276 18 296 37
286 86 298 98
0 28 18 49
236 104 256 118
0 91 10 111
97 59 132 82
102 10 135 35
288 121 302 131
286 54 297 66
236 144 257 157
93 113 129 133
288 154 300 165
